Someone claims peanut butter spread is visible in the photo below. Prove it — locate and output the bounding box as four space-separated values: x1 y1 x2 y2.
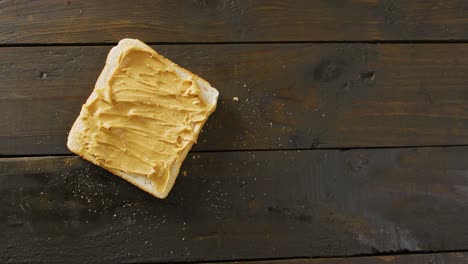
80 48 214 183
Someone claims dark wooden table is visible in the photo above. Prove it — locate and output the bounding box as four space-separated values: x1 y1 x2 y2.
2 1 468 263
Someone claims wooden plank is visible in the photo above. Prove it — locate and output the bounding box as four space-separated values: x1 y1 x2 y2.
2 147 468 262
1 0 468 44
2 44 468 155
210 253 468 264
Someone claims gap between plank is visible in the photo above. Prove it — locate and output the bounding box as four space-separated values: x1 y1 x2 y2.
130 249 468 264
2 144 468 159
3 39 468 48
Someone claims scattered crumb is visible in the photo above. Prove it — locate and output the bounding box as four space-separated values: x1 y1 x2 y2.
182 171 187 176
233 97 239 102
243 84 247 87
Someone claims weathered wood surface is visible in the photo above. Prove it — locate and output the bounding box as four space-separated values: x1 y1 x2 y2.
2 44 468 155
2 147 468 263
2 0 468 44
215 253 468 264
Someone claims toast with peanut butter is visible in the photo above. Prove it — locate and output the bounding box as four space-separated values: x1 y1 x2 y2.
67 39 218 198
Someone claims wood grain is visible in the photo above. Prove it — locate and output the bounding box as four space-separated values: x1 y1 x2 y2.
214 253 468 264
2 44 468 155
1 0 468 43
2 147 468 262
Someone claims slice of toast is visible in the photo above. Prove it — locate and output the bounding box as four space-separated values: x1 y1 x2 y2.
67 39 218 198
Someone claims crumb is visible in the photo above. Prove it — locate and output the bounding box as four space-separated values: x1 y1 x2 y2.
233 97 239 102
182 171 187 176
